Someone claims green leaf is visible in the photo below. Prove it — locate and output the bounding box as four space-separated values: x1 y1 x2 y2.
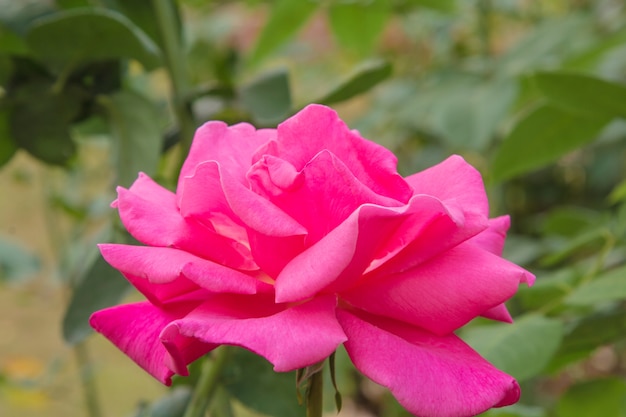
565 264 626 306
62 252 131 344
317 59 392 106
240 68 291 126
462 314 563 382
0 236 40 283
557 378 626 417
548 308 626 372
328 0 390 57
247 0 317 66
131 387 192 417
516 268 578 311
97 90 163 188
25 8 161 71
222 348 305 417
430 77 517 150
9 80 81 165
0 24 28 54
0 109 17 167
533 72 626 119
491 105 610 182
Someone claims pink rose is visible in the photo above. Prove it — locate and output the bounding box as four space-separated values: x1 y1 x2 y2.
91 104 534 417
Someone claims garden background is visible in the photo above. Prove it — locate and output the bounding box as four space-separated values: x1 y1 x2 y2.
1 0 626 416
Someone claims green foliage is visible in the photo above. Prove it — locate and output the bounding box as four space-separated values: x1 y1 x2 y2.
328 0 390 58
491 105 610 182
317 59 392 106
462 314 563 382
25 8 161 72
557 378 626 417
240 68 291 126
222 348 305 417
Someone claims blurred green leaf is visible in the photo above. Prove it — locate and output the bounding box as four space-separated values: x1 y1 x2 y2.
479 403 547 417
62 252 131 344
222 348 305 417
9 81 82 165
548 308 626 372
540 226 608 267
491 105 610 182
431 78 517 150
132 386 192 417
240 68 291 126
533 72 626 119
317 59 392 106
0 236 40 283
516 268 578 311
328 0 389 57
248 0 317 66
25 8 161 72
97 90 163 188
0 109 18 167
462 314 563 382
557 378 626 417
539 206 603 238
495 15 591 76
565 264 626 306
0 24 28 54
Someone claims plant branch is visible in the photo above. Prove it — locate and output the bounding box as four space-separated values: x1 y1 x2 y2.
183 347 231 417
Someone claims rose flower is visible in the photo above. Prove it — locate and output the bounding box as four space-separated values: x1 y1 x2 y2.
91 104 534 417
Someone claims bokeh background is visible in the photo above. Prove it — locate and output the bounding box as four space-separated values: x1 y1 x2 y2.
1 1 626 416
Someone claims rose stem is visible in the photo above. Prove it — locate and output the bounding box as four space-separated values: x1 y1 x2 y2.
182 347 231 417
306 368 324 417
151 0 197 178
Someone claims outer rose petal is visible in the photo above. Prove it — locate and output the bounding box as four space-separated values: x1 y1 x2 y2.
89 302 214 385
99 244 266 305
468 215 510 256
406 155 489 217
115 173 254 270
255 104 412 203
342 244 533 335
161 294 347 372
337 310 520 417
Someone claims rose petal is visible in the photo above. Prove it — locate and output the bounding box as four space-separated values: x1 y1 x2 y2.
249 150 403 245
342 244 533 335
178 121 274 188
254 104 412 203
161 294 347 372
275 194 452 303
468 215 510 255
99 244 265 305
116 173 254 270
337 309 520 417
406 155 489 217
89 302 213 385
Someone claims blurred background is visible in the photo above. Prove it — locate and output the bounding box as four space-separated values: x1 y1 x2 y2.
1 0 626 416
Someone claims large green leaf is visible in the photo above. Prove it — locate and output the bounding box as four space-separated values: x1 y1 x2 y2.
25 8 161 71
240 68 291 126
97 90 163 188
222 348 305 417
9 80 81 165
62 252 131 344
565 264 626 306
557 378 626 417
462 314 563 382
328 0 390 57
247 0 318 66
317 60 392 106
491 104 610 182
533 72 626 119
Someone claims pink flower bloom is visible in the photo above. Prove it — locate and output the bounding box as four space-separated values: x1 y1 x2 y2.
90 104 534 417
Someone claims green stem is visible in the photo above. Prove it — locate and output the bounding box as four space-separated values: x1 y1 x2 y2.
74 341 104 417
306 368 324 417
183 347 231 417
151 0 197 177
